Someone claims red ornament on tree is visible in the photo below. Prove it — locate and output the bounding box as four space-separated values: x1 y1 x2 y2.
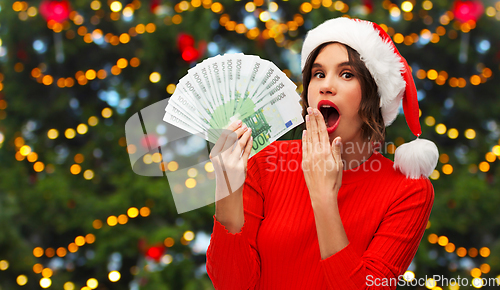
145 245 165 262
177 33 196 52
452 0 484 23
39 0 71 23
177 33 204 63
182 46 200 62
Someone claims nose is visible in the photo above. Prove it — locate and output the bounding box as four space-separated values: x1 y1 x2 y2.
319 77 336 95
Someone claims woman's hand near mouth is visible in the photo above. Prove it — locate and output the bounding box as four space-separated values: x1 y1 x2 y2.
302 107 343 205
302 106 349 259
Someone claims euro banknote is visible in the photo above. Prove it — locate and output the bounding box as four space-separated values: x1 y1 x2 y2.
163 53 303 157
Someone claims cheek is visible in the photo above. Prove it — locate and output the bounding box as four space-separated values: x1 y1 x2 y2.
351 83 363 108
346 85 363 120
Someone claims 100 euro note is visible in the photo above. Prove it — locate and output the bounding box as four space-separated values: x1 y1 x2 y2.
163 53 304 158
241 88 303 156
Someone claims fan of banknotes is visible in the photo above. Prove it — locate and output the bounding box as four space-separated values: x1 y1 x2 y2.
163 53 304 157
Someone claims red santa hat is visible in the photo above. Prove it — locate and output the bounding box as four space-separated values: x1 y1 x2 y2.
301 17 439 179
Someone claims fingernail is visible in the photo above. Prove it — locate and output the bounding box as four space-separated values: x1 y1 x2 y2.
242 124 247 130
307 107 312 114
305 115 309 122
236 120 242 126
302 130 306 137
335 138 341 145
314 109 320 116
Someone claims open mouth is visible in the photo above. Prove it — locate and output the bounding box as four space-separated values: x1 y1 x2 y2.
317 100 341 134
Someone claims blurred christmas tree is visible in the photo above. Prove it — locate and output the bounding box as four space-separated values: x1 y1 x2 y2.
0 0 499 289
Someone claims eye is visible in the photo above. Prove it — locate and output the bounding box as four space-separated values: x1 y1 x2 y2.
341 71 354 79
313 71 325 78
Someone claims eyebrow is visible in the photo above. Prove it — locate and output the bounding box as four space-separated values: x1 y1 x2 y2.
312 61 352 69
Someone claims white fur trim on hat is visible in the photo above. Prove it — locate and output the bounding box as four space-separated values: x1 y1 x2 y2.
301 17 406 126
394 138 439 179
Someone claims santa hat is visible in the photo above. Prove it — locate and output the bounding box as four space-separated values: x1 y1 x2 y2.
301 17 439 179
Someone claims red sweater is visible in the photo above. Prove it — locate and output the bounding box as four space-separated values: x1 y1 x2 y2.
206 140 434 289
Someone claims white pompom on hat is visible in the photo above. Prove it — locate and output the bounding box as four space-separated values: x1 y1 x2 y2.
301 17 439 179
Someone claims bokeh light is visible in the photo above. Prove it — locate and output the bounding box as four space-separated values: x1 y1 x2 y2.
168 161 179 171
64 281 75 290
40 277 52 288
17 275 28 286
149 72 161 83
185 178 197 188
485 152 496 162
20 145 31 156
109 271 121 282
183 231 195 241
77 124 88 134
442 164 453 175
70 164 82 175
492 145 500 156
435 124 447 134
47 129 59 139
93 219 103 229
447 128 458 139
479 162 490 172
164 237 175 247
87 278 98 289
118 214 128 224
127 207 139 218
107 216 118 226
75 236 85 246
41 268 53 278
68 243 78 253
110 1 122 12
88 116 99 126
140 207 151 217
424 116 435 126
0 260 9 270
65 128 76 139
465 129 476 139
457 247 467 257
205 162 214 172
102 108 112 118
83 170 94 180
438 236 449 246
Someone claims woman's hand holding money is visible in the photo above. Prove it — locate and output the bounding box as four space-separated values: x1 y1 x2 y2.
210 120 253 234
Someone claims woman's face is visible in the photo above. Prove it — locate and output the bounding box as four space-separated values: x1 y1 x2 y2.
307 43 364 145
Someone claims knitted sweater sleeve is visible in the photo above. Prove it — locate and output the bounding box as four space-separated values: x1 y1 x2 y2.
319 177 434 289
206 157 265 290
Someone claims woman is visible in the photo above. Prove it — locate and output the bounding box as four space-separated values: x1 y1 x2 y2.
206 17 439 289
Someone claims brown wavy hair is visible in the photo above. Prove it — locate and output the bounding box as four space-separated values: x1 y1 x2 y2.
300 41 385 144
